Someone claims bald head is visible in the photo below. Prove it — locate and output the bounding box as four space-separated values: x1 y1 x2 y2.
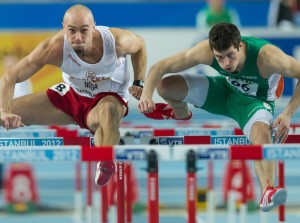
62 5 96 53
63 4 95 26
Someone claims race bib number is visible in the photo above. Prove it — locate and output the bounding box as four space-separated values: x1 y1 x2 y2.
50 83 70 96
227 77 258 96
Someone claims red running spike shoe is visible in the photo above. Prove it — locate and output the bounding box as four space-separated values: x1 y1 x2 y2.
143 103 192 120
95 161 117 187
260 185 287 212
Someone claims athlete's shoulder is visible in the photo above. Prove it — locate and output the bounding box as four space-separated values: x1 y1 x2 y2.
257 44 287 77
50 30 65 47
30 30 64 66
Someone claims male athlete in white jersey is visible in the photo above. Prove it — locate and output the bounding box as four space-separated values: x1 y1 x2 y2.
0 4 147 187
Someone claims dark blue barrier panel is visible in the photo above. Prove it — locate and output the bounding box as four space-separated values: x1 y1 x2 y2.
0 1 269 29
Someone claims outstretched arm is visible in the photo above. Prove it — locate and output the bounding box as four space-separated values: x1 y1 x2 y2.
0 35 62 129
138 39 213 113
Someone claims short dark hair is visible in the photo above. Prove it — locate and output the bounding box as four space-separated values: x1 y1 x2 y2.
208 22 241 52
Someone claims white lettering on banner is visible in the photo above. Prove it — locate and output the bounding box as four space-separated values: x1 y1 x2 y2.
0 138 63 147
0 150 49 162
115 149 147 160
0 148 80 162
52 150 79 161
159 137 183 145
188 177 195 201
176 129 233 136
118 163 123 180
0 140 36 147
211 136 250 145
197 148 229 159
0 131 56 138
149 178 156 201
264 147 300 159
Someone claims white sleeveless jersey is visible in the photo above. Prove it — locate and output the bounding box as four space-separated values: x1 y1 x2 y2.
60 26 130 100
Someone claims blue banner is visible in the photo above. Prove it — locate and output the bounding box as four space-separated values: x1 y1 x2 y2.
197 147 229 159
158 137 184 145
211 136 250 145
0 146 80 162
0 138 63 147
115 148 147 161
0 1 270 29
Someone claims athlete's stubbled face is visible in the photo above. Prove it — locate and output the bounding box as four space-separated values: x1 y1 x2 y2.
63 14 95 54
213 46 240 73
66 25 93 53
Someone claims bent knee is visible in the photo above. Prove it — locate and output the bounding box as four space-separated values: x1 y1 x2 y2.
98 100 125 125
87 98 125 131
98 101 119 119
157 75 187 100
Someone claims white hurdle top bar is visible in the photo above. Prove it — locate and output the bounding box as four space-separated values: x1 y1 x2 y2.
1 144 299 162
0 135 299 162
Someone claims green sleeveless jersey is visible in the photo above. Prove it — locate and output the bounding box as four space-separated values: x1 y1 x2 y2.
211 36 282 102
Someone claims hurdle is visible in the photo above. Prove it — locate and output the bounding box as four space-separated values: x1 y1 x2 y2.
79 142 300 223
0 128 138 223
1 141 299 223
140 135 251 223
139 134 300 223
0 129 57 138
63 136 136 223
119 127 243 138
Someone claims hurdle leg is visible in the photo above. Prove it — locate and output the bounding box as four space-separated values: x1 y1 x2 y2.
186 150 197 223
86 162 93 223
207 160 215 223
278 161 285 223
101 186 109 223
225 160 236 223
108 176 117 223
74 162 83 223
125 163 132 223
147 150 159 223
239 161 247 223
117 162 125 223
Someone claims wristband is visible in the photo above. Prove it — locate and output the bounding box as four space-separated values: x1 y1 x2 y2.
133 80 144 88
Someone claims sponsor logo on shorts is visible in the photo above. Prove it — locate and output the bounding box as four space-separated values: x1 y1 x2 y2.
263 102 272 113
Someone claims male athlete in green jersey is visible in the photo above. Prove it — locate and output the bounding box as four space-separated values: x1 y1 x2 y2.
138 22 300 212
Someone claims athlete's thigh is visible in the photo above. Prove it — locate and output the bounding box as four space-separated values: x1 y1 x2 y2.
86 95 126 131
183 74 228 114
238 100 274 139
12 92 75 126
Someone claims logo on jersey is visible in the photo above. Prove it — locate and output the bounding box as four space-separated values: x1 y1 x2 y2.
84 81 98 91
68 54 81 67
86 71 111 83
